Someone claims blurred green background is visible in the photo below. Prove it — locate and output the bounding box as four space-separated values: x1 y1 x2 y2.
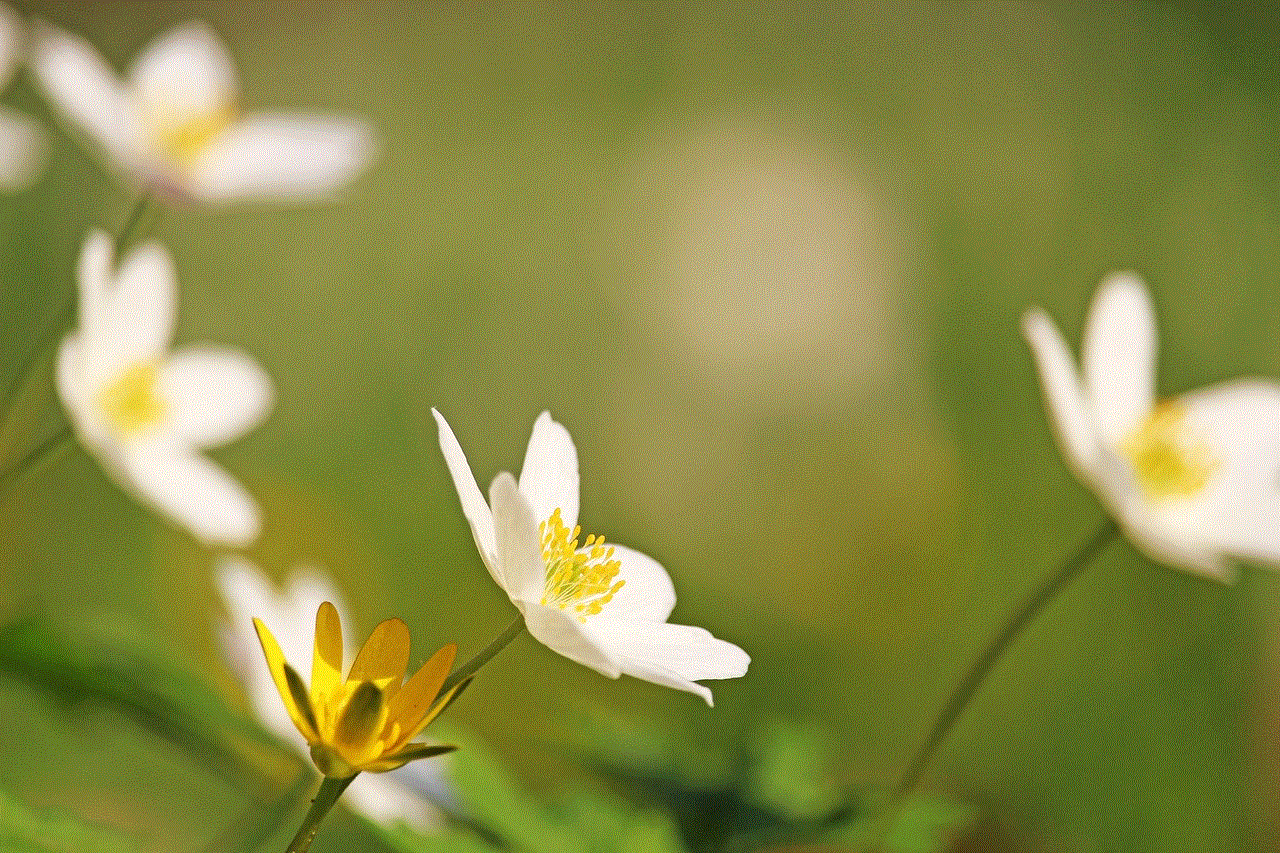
2 2 1280 851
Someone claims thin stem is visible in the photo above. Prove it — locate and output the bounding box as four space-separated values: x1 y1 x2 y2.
115 192 155 257
440 615 525 695
1 193 155 434
284 774 355 853
893 518 1119 797
0 294 73 428
0 426 72 496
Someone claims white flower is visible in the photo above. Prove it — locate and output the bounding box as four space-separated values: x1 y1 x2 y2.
1023 273 1280 580
215 557 451 830
30 20 374 203
57 231 273 546
0 3 46 190
433 409 750 705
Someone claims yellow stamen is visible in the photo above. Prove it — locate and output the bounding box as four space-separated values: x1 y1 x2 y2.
539 507 625 623
1120 400 1218 502
97 360 166 438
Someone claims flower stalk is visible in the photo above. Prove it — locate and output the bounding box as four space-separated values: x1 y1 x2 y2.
894 519 1118 798
440 615 525 695
284 774 355 853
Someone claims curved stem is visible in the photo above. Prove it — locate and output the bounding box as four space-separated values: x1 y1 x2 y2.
284 774 355 853
440 615 525 695
0 426 72 496
894 519 1118 797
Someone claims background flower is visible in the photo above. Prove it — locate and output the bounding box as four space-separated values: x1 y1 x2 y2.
1024 274 1280 580
57 231 273 546
31 18 374 203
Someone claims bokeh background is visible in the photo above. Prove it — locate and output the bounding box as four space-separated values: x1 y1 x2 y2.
2 2 1280 851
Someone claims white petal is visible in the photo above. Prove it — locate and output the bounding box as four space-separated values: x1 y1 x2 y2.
29 21 137 161
121 442 259 546
82 240 177 389
0 109 45 190
1156 380 1280 572
0 3 25 86
128 21 237 116
214 556 302 745
523 604 621 678
189 114 376 203
602 544 675 621
489 472 549 605
584 619 750 706
344 773 442 831
75 229 113 323
160 346 273 449
1022 309 1103 481
432 409 500 585
1119 511 1234 582
518 411 579 531
1082 273 1156 445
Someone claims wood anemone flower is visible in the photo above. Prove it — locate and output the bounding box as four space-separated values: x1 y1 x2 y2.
254 602 466 778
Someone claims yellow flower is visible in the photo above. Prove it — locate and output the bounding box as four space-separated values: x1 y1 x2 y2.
253 602 465 778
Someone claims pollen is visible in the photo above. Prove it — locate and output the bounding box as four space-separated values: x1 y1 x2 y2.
539 507 625 622
1120 400 1218 502
97 360 167 438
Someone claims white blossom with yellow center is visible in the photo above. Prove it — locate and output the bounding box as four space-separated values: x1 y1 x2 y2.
1023 273 1280 580
434 409 750 705
30 20 375 203
57 231 273 546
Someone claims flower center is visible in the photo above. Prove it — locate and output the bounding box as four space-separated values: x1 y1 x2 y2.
539 507 625 622
1119 401 1218 502
97 360 167 438
147 100 238 165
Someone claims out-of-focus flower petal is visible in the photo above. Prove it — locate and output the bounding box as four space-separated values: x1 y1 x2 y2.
1082 273 1156 445
122 441 259 546
160 346 273 449
190 114 375 203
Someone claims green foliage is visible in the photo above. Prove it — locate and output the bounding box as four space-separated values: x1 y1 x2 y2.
0 618 293 787
0 789 144 853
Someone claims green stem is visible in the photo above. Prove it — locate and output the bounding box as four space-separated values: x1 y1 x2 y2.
0 426 72 496
893 519 1118 797
440 615 525 695
284 774 355 853
115 192 156 257
1 193 155 437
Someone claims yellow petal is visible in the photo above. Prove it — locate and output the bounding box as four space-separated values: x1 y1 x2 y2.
347 617 411 689
401 675 472 747
385 643 457 751
333 680 386 760
366 742 457 773
311 601 343 705
253 617 318 742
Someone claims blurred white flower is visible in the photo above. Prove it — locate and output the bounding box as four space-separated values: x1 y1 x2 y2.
31 19 374 203
434 409 750 705
0 3 46 190
56 231 273 546
1023 273 1280 580
216 557 451 830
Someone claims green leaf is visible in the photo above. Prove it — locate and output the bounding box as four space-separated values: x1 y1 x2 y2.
0 789 145 853
0 618 294 788
745 718 843 821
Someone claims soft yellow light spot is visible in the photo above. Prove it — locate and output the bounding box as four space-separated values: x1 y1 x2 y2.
97 360 166 438
1120 401 1218 502
147 100 238 165
539 507 625 622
